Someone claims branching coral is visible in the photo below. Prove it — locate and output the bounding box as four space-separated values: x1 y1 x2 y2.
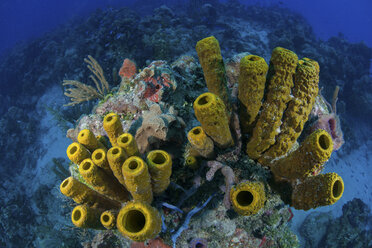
63 55 110 106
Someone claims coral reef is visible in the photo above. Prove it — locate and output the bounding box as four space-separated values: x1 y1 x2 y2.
300 198 372 248
2 2 370 247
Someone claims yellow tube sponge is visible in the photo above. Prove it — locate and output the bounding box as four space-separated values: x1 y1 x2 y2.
185 155 198 170
146 150 172 194
71 205 104 229
60 177 121 209
291 172 344 210
187 126 214 158
107 146 128 186
116 201 162 242
66 142 90 165
260 59 320 165
193 92 233 148
122 156 153 203
238 55 268 133
117 133 140 157
100 210 118 229
91 148 113 176
230 181 266 216
246 47 298 160
271 129 333 181
195 36 230 111
103 113 123 146
79 158 130 203
77 129 106 152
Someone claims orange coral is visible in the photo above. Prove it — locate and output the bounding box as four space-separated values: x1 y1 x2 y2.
119 58 137 79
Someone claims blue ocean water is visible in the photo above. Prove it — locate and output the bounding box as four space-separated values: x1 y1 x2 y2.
0 0 371 247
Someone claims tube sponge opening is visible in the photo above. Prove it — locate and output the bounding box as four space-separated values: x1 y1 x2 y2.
147 150 172 194
116 201 161 241
71 205 104 229
230 181 266 216
66 142 90 165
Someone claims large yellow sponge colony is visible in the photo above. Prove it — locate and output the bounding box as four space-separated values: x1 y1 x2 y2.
147 150 172 194
246 47 298 160
116 201 162 242
122 156 153 203
260 58 320 165
238 55 268 133
187 126 214 158
271 129 333 181
66 142 90 165
60 177 121 209
230 181 266 216
195 36 230 111
291 172 344 210
103 113 124 146
71 205 104 229
193 92 233 148
79 158 130 203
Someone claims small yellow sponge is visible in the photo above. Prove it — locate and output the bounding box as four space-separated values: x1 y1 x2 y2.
71 205 104 229
246 47 298 159
196 36 230 111
116 201 162 242
66 142 90 165
260 58 319 165
100 210 118 229
103 113 124 146
291 172 344 210
230 181 266 216
117 133 140 157
238 55 268 133
147 150 172 194
60 177 121 209
271 129 333 181
77 129 106 152
107 146 128 186
79 158 130 203
194 92 233 148
122 156 153 203
187 126 214 158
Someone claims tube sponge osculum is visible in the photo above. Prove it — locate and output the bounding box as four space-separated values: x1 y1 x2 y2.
79 158 130 203
66 142 90 165
60 177 121 209
77 129 106 152
122 156 153 203
116 201 162 242
271 129 333 181
195 36 230 112
103 113 124 146
187 126 214 158
100 210 118 229
146 150 172 194
291 172 344 210
71 205 105 229
193 92 233 148
230 181 266 216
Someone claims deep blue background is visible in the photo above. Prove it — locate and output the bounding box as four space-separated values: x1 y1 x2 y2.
0 0 371 56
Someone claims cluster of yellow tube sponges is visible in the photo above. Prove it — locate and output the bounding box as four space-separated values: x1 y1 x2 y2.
194 36 344 212
61 113 172 241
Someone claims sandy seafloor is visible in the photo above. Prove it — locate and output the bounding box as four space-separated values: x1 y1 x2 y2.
30 83 372 247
